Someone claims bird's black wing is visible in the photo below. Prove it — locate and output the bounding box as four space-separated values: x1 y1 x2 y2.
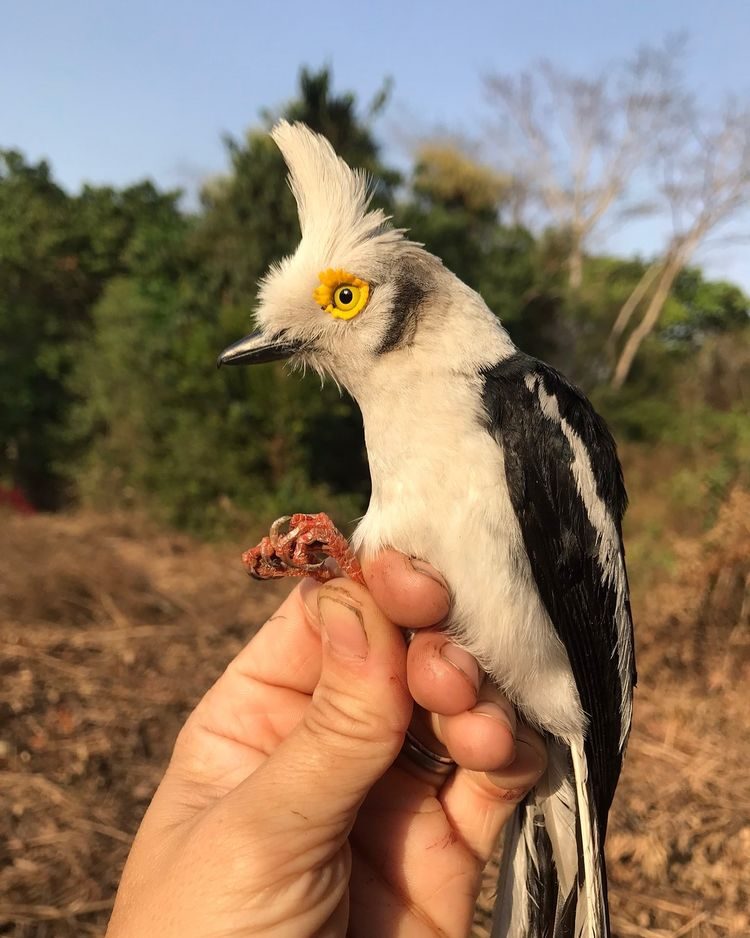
481 352 636 831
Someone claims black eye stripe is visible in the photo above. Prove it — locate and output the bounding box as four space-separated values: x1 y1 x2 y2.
377 274 428 353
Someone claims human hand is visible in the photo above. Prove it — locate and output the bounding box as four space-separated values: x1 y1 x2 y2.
106 551 547 938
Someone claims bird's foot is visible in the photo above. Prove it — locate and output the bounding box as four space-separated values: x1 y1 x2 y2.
242 512 365 585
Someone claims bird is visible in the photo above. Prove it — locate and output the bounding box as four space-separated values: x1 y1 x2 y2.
218 121 636 938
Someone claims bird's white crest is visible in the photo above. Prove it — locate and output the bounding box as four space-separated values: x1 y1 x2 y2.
271 121 403 259
253 122 413 361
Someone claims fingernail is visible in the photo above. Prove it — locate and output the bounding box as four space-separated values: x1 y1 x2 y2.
409 557 450 594
488 738 547 797
515 734 548 771
440 643 480 690
408 558 452 622
298 577 321 621
318 594 369 660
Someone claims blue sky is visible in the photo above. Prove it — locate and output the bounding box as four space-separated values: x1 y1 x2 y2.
2 0 749 287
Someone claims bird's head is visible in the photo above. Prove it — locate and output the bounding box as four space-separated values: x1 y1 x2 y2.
217 121 462 393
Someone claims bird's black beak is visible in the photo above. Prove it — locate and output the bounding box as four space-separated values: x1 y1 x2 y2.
217 331 303 367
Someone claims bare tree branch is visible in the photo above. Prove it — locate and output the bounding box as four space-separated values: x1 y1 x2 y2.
607 259 665 354
610 100 750 387
485 40 686 288
611 250 687 390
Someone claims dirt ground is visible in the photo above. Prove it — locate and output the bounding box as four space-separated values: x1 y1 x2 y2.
1 496 748 937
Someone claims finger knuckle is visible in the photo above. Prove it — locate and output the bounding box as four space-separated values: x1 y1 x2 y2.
306 685 401 754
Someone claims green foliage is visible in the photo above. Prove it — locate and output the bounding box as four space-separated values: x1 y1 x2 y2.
602 326 750 536
666 268 750 337
0 150 185 507
0 152 79 507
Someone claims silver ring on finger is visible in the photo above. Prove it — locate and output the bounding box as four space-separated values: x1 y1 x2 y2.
400 729 456 777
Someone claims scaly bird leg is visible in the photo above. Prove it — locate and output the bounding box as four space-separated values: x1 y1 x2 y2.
242 512 365 585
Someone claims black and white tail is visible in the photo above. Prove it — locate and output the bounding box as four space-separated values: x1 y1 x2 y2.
492 738 609 938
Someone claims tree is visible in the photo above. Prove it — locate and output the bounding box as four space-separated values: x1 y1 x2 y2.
0 152 77 507
0 152 182 507
485 41 684 288
0 144 190 508
610 101 750 388
411 142 512 215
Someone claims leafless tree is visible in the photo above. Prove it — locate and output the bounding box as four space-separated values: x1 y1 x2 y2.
610 101 750 389
485 41 686 288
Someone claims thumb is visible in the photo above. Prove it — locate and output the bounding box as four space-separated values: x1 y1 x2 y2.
235 580 413 839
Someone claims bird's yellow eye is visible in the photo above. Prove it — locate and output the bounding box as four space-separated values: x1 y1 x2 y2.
334 284 361 311
313 268 370 320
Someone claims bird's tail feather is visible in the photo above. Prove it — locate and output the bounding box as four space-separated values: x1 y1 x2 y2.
570 737 609 938
491 738 610 938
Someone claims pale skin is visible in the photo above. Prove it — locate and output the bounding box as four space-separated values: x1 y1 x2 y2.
106 550 547 938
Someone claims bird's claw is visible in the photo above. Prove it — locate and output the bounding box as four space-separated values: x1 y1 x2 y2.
269 515 294 549
242 512 365 585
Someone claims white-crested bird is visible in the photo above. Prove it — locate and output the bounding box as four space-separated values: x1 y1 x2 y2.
219 122 636 938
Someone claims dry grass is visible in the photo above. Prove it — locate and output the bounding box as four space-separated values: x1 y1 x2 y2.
0 511 287 937
1 496 748 938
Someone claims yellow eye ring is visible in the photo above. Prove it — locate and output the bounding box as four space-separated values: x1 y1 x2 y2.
313 268 370 320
